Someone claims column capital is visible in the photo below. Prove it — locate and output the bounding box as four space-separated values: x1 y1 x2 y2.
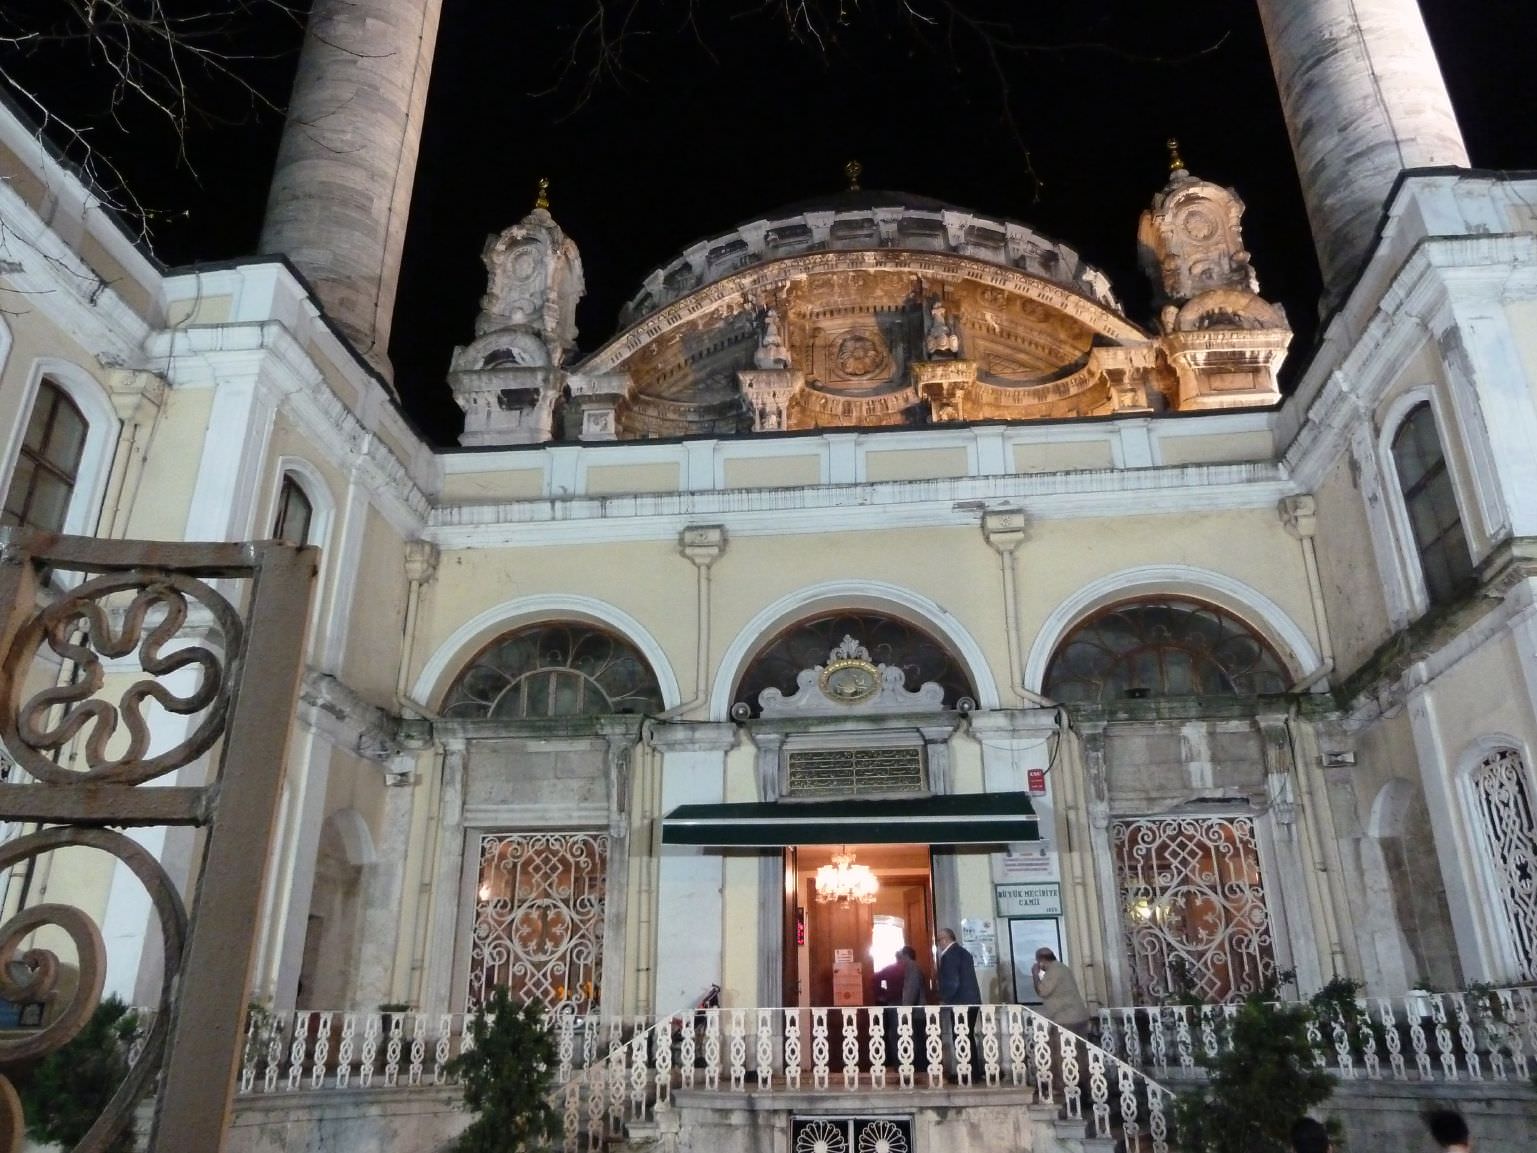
645 719 739 754
966 708 1061 742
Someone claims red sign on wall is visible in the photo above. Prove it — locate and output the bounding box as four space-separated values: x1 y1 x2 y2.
1027 769 1047 795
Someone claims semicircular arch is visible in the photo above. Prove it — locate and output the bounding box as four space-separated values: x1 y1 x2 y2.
709 580 1001 721
1024 564 1321 696
413 594 682 713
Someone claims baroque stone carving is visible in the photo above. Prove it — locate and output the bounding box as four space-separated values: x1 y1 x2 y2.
757 636 947 716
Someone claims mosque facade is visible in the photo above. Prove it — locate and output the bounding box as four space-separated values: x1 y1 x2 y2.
1 0 1535 1087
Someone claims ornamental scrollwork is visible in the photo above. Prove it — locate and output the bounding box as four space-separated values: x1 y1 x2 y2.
0 571 241 785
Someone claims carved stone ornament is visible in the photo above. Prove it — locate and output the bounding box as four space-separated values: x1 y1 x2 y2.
757 635 947 717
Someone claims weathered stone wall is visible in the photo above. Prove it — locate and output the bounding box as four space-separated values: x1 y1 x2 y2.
226 1086 468 1153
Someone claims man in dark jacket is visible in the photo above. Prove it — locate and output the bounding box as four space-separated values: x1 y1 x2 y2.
937 928 982 1077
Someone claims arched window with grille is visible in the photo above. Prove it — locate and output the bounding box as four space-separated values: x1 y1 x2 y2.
1469 746 1537 981
1390 402 1474 608
3 380 87 533
1043 597 1289 705
441 622 665 719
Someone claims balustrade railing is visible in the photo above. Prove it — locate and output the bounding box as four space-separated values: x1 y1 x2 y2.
1097 985 1537 1084
233 1004 1172 1153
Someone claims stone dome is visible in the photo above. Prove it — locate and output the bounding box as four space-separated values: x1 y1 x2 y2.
618 190 1121 327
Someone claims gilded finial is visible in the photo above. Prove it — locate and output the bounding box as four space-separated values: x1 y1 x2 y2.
844 159 862 192
534 177 550 211
1166 138 1185 173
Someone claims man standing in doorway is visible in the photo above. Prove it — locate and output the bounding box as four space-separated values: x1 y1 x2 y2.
937 928 982 1077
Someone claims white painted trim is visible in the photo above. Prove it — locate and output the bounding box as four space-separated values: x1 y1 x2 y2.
1022 564 1322 693
411 594 683 711
265 456 337 660
1453 735 1537 982
707 579 1003 721
0 315 11 378
0 358 119 538
1374 386 1476 620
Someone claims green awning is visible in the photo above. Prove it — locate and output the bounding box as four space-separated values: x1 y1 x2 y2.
661 792 1039 847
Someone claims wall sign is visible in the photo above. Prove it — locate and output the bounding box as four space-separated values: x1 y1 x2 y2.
1027 768 1047 794
995 881 1063 917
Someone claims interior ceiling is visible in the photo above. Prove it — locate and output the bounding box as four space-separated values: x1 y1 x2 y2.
796 843 934 871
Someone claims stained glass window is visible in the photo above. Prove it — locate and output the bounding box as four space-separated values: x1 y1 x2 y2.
442 622 664 719
1043 598 1289 704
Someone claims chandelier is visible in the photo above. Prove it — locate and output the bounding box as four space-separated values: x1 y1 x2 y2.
815 848 879 904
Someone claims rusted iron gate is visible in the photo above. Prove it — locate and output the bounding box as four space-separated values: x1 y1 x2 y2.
0 531 314 1152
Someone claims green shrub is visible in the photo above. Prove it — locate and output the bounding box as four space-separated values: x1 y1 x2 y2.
446 988 562 1153
1176 993 1335 1153
18 994 139 1153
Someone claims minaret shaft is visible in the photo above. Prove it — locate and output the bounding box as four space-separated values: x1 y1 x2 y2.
1255 0 1468 302
260 0 444 378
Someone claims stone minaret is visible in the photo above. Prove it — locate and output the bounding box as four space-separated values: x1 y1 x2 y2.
260 0 443 378
1255 0 1468 303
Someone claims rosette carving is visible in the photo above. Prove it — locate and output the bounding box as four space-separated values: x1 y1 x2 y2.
1 571 242 784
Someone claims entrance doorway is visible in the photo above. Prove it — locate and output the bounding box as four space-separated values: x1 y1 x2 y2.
784 845 935 1008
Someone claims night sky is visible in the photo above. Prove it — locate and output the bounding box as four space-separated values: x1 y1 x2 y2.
5 1 1534 445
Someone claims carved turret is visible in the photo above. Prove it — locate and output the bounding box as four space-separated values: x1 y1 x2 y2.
450 185 599 446
1140 146 1292 412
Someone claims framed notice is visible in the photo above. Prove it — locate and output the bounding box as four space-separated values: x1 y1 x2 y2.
995 881 1063 917
1008 918 1063 1004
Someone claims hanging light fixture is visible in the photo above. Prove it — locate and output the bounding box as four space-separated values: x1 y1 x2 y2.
815 847 879 905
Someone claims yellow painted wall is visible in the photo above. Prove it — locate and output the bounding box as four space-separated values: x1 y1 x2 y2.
1312 453 1392 675
1013 439 1114 473
723 455 820 490
1158 430 1275 466
585 462 681 495
441 469 545 502
865 447 969 482
121 388 215 541
341 508 409 707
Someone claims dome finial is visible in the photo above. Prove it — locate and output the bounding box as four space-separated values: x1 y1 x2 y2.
844 159 862 192
1166 138 1186 174
534 176 550 211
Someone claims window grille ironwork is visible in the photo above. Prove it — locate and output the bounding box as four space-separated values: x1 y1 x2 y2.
1391 403 1474 607
442 623 664 719
1470 748 1537 981
1043 598 1289 704
792 1116 912 1153
3 381 87 533
467 831 608 1014
785 746 926 796
735 611 973 717
1111 815 1277 1004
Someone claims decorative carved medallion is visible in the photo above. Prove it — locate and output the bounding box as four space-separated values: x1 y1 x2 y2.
819 637 882 704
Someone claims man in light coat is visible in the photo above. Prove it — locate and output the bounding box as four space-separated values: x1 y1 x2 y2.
1031 948 1091 1110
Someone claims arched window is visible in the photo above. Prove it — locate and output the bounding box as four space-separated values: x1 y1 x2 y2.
3 380 87 533
272 474 315 545
1043 597 1289 705
441 622 664 719
1390 402 1474 607
1469 747 1537 981
733 610 974 716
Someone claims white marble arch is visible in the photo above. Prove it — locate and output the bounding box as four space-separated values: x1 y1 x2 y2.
1022 563 1323 694
707 579 1002 721
411 593 683 711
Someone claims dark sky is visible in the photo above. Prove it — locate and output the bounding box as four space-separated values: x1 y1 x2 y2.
6 1 1534 445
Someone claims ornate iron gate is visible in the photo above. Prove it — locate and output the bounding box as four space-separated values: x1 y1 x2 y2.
0 531 313 1151
1111 814 1277 1004
466 831 608 1013
1470 747 1537 980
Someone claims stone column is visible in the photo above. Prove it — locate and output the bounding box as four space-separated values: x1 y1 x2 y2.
420 741 467 1014
260 0 443 376
597 717 643 1017
648 722 737 1014
1255 0 1468 301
